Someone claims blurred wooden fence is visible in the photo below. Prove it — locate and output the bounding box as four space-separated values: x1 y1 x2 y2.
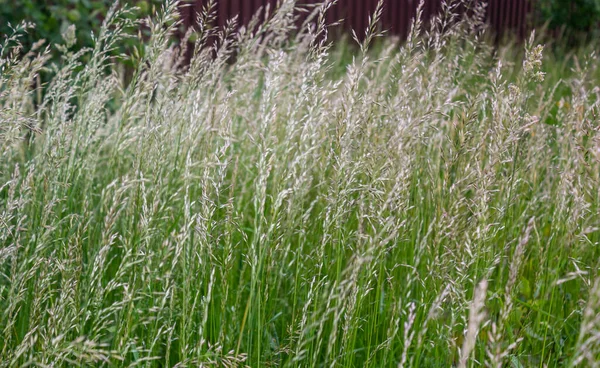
179 0 535 40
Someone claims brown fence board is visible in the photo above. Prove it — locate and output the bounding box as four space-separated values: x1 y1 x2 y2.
230 0 240 25
189 0 535 41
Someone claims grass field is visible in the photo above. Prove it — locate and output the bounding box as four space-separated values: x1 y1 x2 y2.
1 1 600 366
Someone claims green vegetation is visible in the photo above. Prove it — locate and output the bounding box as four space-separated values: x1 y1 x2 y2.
1 1 600 367
537 0 600 40
0 0 167 70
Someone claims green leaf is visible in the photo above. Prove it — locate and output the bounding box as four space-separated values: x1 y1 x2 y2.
66 9 81 23
509 355 525 368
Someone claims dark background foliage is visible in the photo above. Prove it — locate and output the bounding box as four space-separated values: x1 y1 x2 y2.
0 0 165 63
538 0 600 41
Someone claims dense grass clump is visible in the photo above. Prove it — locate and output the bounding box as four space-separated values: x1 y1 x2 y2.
1 0 600 366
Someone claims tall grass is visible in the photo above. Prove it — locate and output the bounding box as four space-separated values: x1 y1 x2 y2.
1 0 600 366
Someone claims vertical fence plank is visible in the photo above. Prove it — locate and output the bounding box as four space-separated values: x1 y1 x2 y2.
400 0 409 39
382 0 391 33
230 0 240 26
526 0 533 38
353 0 358 34
180 0 193 29
510 0 516 30
504 0 510 33
325 0 334 27
389 0 399 34
502 0 510 34
192 1 202 26
359 0 365 34
364 0 372 33
491 0 500 39
492 0 499 35
519 0 526 38
241 0 250 26
218 0 228 27
426 0 433 27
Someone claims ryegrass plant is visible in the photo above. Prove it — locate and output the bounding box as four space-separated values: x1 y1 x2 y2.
1 1 600 366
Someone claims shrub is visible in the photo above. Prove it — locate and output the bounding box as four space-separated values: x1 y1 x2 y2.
538 0 600 41
0 0 166 67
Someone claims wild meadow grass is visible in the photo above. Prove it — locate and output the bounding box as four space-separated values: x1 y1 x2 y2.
1 0 600 366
